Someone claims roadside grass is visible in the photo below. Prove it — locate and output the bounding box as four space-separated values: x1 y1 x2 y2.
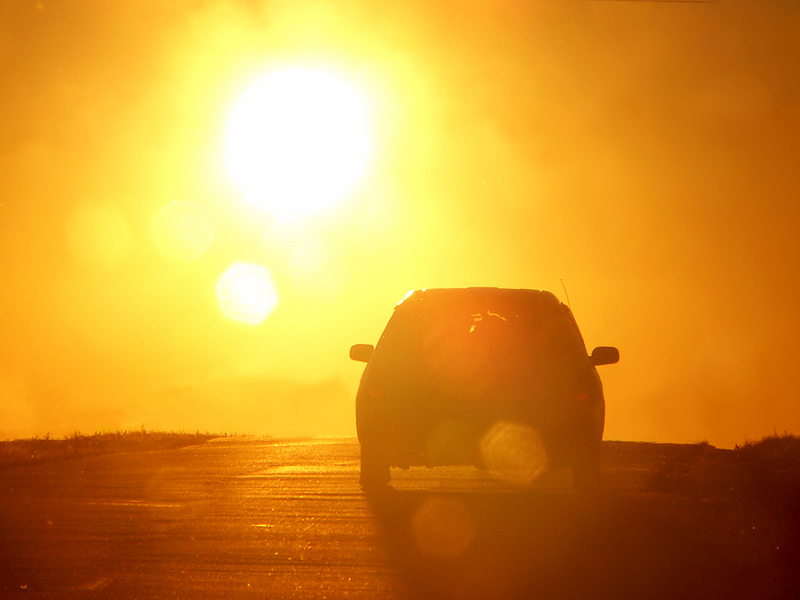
0 429 225 469
645 433 800 497
734 431 800 464
732 432 800 509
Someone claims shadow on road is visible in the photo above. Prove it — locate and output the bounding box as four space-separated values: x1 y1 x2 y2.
365 483 780 600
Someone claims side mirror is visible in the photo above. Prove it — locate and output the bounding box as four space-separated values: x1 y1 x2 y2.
350 344 374 363
590 346 619 366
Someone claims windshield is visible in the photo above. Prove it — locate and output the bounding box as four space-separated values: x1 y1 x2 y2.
371 291 591 403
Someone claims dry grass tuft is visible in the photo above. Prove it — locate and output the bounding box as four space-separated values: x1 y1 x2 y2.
0 429 221 469
734 431 800 464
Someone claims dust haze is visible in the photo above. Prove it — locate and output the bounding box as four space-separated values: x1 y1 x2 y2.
1 0 798 447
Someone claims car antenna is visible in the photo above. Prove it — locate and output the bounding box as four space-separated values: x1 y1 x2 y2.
560 278 571 309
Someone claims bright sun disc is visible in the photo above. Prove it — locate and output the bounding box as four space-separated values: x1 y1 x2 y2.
225 68 370 221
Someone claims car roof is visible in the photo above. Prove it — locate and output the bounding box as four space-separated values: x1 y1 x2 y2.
398 287 562 308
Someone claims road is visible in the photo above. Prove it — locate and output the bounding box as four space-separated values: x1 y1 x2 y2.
0 438 797 599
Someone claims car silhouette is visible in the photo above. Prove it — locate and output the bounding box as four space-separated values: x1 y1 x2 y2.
350 288 619 489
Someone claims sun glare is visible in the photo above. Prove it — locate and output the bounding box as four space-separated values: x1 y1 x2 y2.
216 262 278 325
225 68 370 221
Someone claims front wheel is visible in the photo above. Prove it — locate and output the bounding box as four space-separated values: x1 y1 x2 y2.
359 445 390 489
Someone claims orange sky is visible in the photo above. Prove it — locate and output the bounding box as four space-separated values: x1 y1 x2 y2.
1 0 798 447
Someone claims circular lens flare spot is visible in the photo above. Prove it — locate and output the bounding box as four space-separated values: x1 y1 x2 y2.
153 201 214 260
216 262 278 325
412 497 475 558
225 68 370 221
480 421 547 485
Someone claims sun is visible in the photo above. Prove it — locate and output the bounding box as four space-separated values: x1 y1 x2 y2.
225 68 370 221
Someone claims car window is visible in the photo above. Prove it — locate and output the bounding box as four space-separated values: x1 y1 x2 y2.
371 293 590 402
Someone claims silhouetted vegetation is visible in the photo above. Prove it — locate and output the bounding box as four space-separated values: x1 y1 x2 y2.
729 432 800 499
643 434 800 499
733 432 800 513
734 431 800 463
0 429 220 469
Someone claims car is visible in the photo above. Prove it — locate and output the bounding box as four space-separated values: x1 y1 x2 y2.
350 287 619 490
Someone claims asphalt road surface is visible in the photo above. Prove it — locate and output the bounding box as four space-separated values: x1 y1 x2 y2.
1 438 797 599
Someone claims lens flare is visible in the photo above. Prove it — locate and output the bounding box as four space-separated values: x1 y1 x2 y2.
225 68 370 221
215 262 278 325
480 421 547 485
152 201 214 260
412 497 475 558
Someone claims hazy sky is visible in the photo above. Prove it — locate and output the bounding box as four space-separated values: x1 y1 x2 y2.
1 0 798 447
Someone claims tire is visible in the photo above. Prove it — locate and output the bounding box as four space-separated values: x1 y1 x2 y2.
359 445 390 489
